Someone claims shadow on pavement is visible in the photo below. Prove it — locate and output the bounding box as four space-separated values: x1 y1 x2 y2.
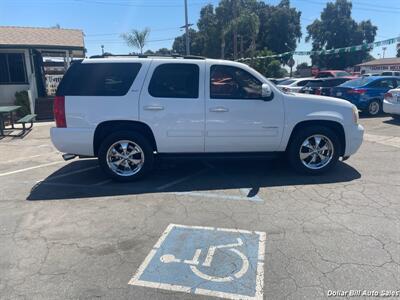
383 118 400 126
27 158 361 201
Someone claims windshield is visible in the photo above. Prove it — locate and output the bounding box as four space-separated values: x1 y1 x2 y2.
304 80 324 87
279 79 296 86
335 71 350 77
340 77 375 87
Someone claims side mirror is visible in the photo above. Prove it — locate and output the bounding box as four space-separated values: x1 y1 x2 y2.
261 83 273 101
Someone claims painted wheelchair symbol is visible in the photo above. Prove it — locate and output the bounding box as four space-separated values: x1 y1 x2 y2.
160 238 249 282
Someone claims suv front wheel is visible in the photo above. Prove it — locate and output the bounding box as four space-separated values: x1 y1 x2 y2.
98 131 154 182
288 126 341 174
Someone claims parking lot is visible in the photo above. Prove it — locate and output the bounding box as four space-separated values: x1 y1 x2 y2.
0 116 399 299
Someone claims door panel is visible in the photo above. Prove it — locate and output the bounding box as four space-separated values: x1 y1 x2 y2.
205 63 284 152
139 60 205 153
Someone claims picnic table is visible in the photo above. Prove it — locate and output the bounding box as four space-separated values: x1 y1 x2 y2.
0 106 20 136
0 106 36 137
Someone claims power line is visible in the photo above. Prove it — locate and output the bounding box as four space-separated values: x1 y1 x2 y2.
293 0 400 14
86 27 182 37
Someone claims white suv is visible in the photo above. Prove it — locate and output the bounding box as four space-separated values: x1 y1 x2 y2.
51 55 364 181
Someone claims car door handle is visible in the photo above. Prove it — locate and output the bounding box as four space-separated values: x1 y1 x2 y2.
209 107 229 112
143 105 164 111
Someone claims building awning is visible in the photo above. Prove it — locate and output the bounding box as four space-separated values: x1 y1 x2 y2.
357 57 400 67
0 26 85 57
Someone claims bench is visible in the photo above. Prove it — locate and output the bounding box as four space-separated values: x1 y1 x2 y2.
14 114 37 136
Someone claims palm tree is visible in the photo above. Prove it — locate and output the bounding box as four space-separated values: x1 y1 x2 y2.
122 28 150 54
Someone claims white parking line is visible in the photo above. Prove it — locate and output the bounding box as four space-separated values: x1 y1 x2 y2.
0 161 65 177
174 191 263 202
92 179 113 186
1 154 43 164
364 133 400 149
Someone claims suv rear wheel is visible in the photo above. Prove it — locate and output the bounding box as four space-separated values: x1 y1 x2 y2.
288 126 341 174
98 131 154 182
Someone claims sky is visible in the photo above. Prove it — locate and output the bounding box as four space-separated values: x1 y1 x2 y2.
1 0 399 64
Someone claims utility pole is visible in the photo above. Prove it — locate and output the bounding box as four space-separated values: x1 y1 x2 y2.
382 47 387 59
101 45 104 55
184 0 190 55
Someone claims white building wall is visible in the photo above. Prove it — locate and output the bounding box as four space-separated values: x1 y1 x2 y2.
0 49 37 107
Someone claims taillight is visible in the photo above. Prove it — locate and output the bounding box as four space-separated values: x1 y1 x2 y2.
384 92 393 102
348 88 367 95
54 96 66 128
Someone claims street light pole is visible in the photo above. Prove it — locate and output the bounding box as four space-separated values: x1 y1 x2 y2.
184 0 190 55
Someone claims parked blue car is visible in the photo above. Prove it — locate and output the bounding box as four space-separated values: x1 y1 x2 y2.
332 76 400 116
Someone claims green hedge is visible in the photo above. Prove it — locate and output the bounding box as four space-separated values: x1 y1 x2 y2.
14 91 31 117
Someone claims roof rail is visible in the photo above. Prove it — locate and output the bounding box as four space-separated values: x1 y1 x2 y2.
89 54 206 60
89 53 206 59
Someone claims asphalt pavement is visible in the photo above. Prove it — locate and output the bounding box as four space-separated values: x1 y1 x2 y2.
0 116 399 300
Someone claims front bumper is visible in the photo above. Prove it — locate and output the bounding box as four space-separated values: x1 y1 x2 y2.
344 124 364 157
383 99 400 115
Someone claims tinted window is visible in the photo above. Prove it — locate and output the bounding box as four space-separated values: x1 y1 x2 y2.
0 53 27 84
316 72 333 78
340 77 375 87
210 65 262 99
148 63 199 98
57 62 141 96
368 79 396 89
324 78 349 87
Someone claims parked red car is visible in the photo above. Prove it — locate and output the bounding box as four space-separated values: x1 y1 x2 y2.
316 70 352 78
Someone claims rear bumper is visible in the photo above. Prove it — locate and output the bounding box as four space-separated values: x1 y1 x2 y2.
50 127 95 156
383 100 400 115
344 124 364 157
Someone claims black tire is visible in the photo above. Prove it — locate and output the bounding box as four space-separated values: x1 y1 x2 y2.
367 100 381 116
98 131 154 182
287 126 341 175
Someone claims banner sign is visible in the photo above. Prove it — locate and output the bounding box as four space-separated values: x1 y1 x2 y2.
237 37 400 62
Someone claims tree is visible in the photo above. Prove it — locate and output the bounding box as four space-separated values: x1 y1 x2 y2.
122 28 150 54
397 44 400 58
244 50 288 78
257 0 302 55
172 0 301 60
306 0 377 69
172 29 203 56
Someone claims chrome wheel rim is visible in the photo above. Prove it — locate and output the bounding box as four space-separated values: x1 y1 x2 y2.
299 134 334 170
369 101 380 115
106 140 144 176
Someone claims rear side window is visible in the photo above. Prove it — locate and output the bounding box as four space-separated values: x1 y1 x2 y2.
148 63 199 98
368 79 396 89
56 62 141 96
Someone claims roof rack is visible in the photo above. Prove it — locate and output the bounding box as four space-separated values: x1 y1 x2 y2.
89 53 206 60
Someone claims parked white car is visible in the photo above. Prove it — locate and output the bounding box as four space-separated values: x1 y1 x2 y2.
383 88 400 119
277 77 314 93
51 56 364 181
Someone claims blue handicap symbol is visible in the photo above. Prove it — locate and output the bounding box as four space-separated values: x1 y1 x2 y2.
129 224 265 299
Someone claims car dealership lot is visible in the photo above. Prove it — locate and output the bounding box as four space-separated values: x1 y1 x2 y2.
0 117 399 299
